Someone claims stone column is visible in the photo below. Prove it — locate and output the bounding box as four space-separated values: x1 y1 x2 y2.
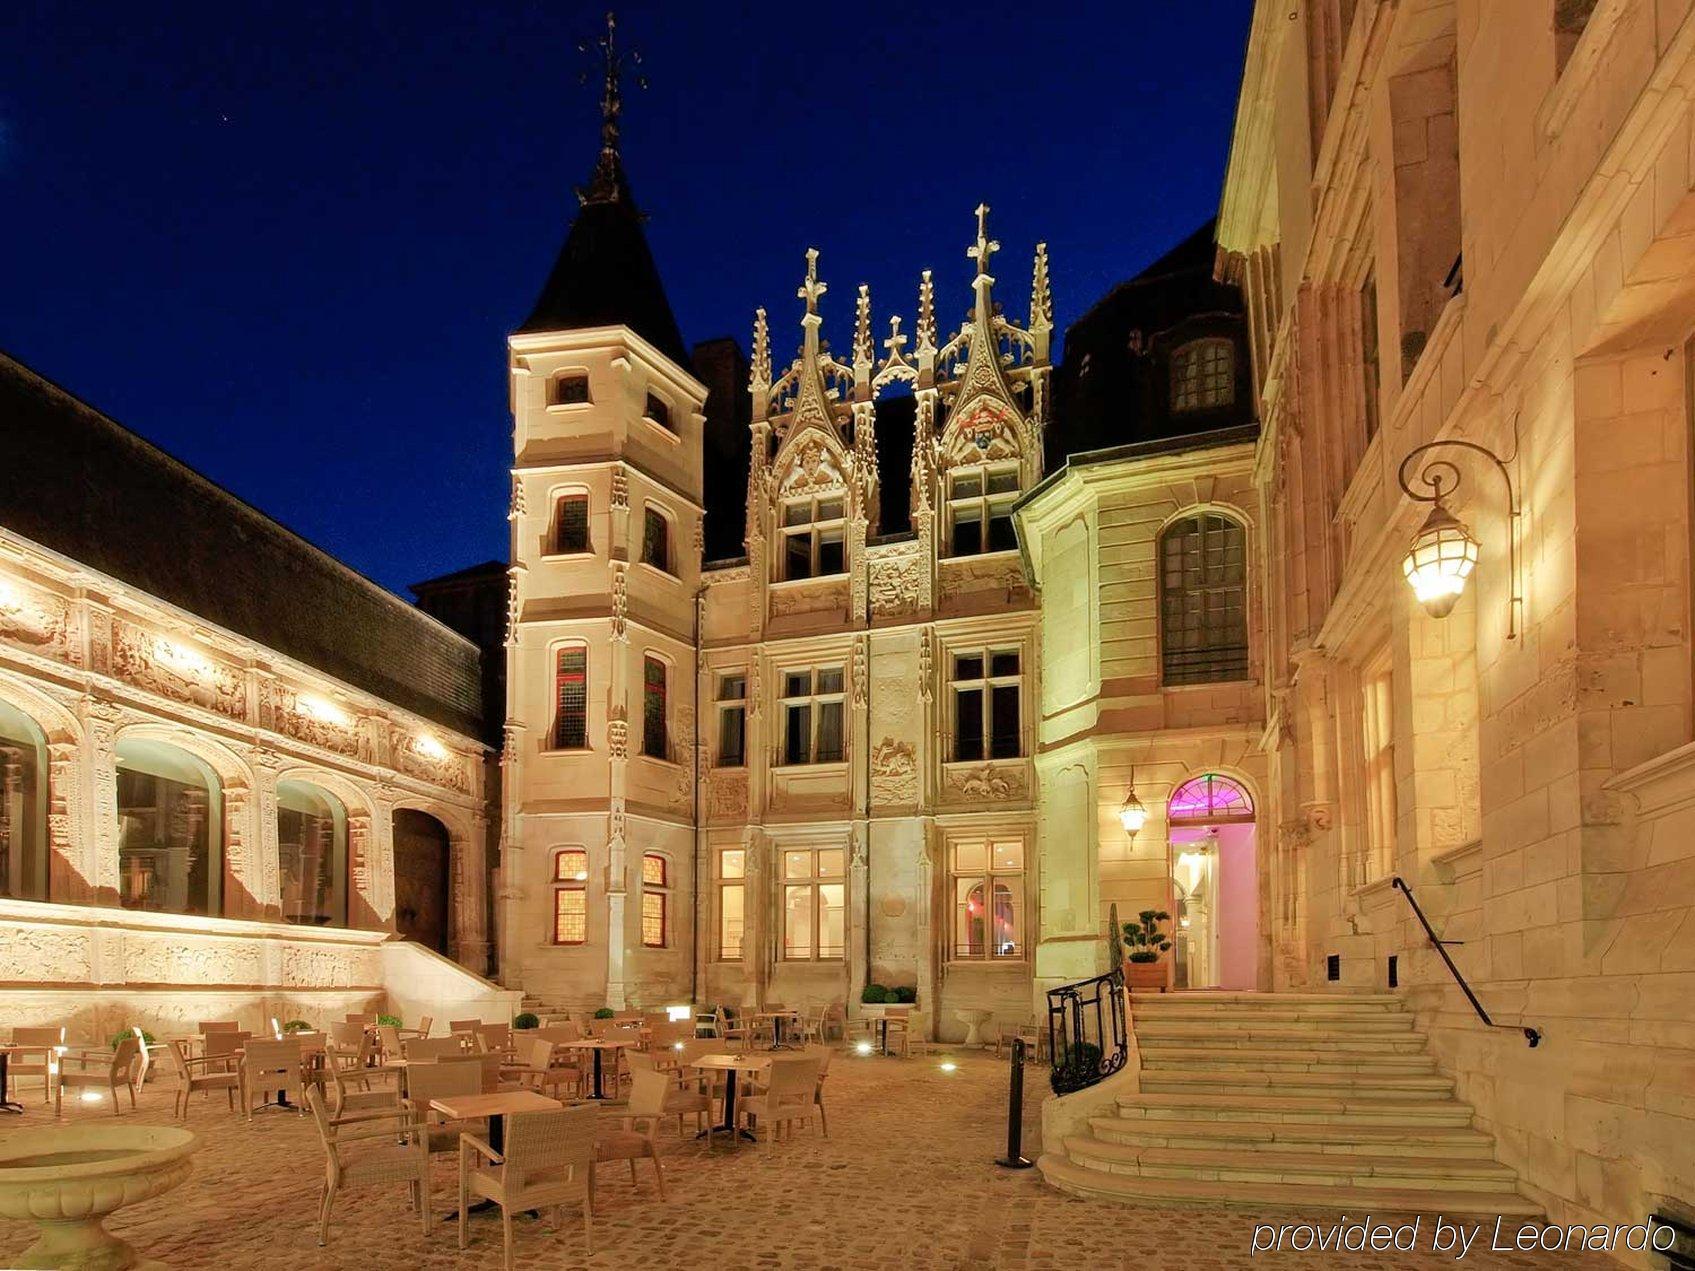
249 750 284 921
81 697 123 905
46 738 88 903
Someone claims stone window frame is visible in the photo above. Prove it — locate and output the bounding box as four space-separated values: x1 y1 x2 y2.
547 369 591 409
776 665 846 767
714 671 747 769
547 488 592 557
944 461 1021 558
640 852 669 949
778 844 847 962
0 697 49 903
949 647 1023 763
643 390 674 433
639 503 673 575
1157 510 1251 686
640 653 670 762
1355 643 1396 889
550 642 589 752
551 847 589 945
946 835 1029 964
777 492 847 581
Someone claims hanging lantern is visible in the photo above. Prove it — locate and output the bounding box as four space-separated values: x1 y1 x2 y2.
1401 497 1478 619
1118 770 1148 838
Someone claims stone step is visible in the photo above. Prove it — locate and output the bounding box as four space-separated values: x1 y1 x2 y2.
1138 1069 1455 1097
1115 1092 1476 1127
1133 1008 1416 1029
1133 1019 1422 1042
1139 1046 1436 1073
1136 1031 1430 1055
1087 1116 1498 1158
1132 993 1401 1013
1063 1136 1519 1189
1132 990 1402 1006
1038 1152 1543 1216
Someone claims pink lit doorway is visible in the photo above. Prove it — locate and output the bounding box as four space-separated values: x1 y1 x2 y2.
1166 773 1258 990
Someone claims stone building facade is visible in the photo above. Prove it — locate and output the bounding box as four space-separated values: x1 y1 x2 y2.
0 355 508 1040
1217 0 1695 1238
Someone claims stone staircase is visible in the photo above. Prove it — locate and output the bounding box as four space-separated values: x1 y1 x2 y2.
515 992 572 1023
1039 991 1542 1216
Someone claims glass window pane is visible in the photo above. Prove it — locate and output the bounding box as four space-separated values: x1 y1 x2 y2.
641 854 666 886
0 702 46 902
783 671 811 698
954 688 984 763
642 657 667 758
992 880 1021 957
990 651 1020 677
991 840 1024 871
817 498 844 521
555 495 589 553
719 883 744 958
818 883 844 958
953 841 988 873
816 668 844 694
953 517 982 557
988 512 1018 552
785 533 812 580
719 674 746 701
784 703 810 764
718 706 745 766
987 468 1019 494
954 877 986 958
784 850 812 879
816 701 844 762
990 684 1021 758
554 889 586 943
117 747 218 917
951 472 982 499
555 647 587 749
720 848 745 880
817 533 844 576
954 654 984 680
641 890 666 947
555 850 588 881
784 884 813 957
815 849 844 877
783 502 811 527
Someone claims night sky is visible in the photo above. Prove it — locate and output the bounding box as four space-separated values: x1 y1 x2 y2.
2 1 1252 596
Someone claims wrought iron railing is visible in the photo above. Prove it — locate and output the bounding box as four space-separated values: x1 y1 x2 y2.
1391 876 1541 1048
1046 966 1128 1094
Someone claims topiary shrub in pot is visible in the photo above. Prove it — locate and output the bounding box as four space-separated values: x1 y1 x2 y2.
891 985 918 1005
593 1007 616 1020
1121 909 1173 991
860 983 890 1004
109 1027 156 1050
376 1013 402 1028
512 1012 539 1030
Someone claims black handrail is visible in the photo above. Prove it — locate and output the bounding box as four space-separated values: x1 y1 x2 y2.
1046 966 1129 1094
1391 875 1541 1048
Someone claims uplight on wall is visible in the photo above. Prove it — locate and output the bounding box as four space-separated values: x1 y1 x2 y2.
665 1004 693 1022
298 694 350 727
1396 426 1521 638
413 734 449 761
152 635 213 679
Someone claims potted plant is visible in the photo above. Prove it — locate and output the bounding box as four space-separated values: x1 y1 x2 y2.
592 1007 616 1020
1121 909 1173 991
281 1019 312 1034
512 1012 539 1031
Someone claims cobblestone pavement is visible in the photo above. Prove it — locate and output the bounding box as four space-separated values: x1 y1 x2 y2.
0 1049 1611 1270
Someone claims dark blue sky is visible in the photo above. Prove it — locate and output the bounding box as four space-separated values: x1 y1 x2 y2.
2 1 1251 596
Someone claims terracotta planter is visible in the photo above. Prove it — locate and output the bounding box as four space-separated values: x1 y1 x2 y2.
1124 959 1168 992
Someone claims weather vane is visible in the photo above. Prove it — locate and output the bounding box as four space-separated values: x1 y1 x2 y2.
578 10 646 201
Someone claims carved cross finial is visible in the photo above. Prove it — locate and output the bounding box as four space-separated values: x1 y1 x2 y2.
577 11 645 204
967 202 999 278
883 314 907 360
750 306 771 390
798 247 827 317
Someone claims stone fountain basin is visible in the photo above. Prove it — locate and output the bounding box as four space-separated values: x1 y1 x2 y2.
0 1125 198 1269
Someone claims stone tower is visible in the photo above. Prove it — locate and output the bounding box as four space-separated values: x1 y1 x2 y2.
501 15 706 1009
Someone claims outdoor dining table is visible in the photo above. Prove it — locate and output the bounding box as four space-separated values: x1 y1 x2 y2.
561 1037 635 1099
428 1089 563 1217
0 1044 31 1114
687 1053 771 1143
754 1011 800 1050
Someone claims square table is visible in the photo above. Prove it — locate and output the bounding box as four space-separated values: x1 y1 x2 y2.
561 1038 635 1099
428 1089 562 1155
687 1053 771 1143
755 1011 801 1050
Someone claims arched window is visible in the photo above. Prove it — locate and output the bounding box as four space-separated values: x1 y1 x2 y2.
1170 338 1234 413
115 738 222 916
1159 513 1248 684
553 848 588 944
1168 773 1255 824
277 781 348 927
641 506 671 573
945 463 1020 556
641 853 669 948
553 645 588 750
0 699 48 901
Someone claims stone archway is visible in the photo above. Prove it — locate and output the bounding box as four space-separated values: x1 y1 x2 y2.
392 808 451 954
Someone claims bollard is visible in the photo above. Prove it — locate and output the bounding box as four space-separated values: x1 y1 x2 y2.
996 1036 1034 1169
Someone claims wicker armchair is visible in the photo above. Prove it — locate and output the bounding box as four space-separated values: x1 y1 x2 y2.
303 1084 429 1246
458 1104 598 1269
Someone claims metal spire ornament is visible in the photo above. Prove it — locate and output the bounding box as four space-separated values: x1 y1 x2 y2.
577 11 646 204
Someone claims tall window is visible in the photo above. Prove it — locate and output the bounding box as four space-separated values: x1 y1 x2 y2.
1358 650 1396 886
780 494 845 579
951 650 1022 762
115 739 221 917
950 839 1025 960
277 782 348 927
641 656 668 760
0 699 47 902
641 853 669 948
553 646 587 750
946 464 1020 556
550 372 589 406
1159 513 1249 685
644 392 672 431
782 846 845 960
552 494 589 555
641 507 670 573
1171 338 1235 412
717 847 745 959
552 848 588 944
716 673 747 767
780 667 844 765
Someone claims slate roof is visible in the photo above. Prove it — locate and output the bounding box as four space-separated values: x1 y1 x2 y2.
0 353 483 740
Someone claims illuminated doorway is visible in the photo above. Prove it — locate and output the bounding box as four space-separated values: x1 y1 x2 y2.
1167 773 1257 990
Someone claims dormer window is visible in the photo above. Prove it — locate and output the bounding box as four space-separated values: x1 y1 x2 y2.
946 464 1020 557
550 372 590 406
780 495 845 580
1171 338 1234 413
644 392 672 431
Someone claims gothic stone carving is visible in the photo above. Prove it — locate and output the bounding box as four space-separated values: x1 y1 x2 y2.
938 557 1027 603
111 622 246 720
258 680 363 758
708 771 747 821
868 556 922 618
945 763 1026 801
769 578 848 618
0 580 73 662
869 737 917 805
389 727 470 794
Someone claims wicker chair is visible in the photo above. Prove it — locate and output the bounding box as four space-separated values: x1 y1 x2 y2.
239 1038 303 1120
55 1035 143 1117
737 1056 822 1147
593 1069 669 1198
163 1038 238 1117
404 1036 469 1062
9 1026 62 1104
403 1058 488 1156
458 1103 598 1269
303 1084 429 1246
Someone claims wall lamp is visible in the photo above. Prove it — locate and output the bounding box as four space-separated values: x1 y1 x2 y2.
1118 767 1148 839
1396 428 1522 639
